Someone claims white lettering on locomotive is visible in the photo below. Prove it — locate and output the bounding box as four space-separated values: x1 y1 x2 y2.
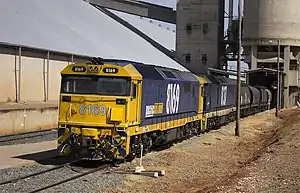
79 104 106 116
166 83 180 114
221 86 227 106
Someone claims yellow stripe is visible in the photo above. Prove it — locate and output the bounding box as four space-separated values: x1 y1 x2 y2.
128 114 202 136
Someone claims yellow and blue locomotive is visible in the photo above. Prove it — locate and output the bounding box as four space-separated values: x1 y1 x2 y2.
57 58 205 160
57 58 272 160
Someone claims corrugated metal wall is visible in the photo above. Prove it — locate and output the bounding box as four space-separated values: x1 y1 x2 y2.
1 53 15 102
0 43 90 103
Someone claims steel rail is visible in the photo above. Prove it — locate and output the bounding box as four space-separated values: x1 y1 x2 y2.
0 156 79 186
0 132 56 144
28 164 111 193
0 129 56 139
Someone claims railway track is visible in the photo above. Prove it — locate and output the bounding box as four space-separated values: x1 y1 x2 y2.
0 155 113 193
28 163 111 193
0 155 72 185
0 129 57 145
0 134 190 193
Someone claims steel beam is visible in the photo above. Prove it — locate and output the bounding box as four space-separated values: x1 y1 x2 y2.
88 0 176 24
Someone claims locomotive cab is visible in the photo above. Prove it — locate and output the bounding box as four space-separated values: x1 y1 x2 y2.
57 58 142 160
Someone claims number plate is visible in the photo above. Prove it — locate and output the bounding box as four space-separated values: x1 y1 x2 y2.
103 67 118 74
72 66 86 72
79 104 107 116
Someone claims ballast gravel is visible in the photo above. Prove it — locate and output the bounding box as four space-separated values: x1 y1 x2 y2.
0 162 125 193
42 169 124 193
0 130 57 146
0 164 54 184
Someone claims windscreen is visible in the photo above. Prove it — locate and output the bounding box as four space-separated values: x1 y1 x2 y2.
61 75 131 96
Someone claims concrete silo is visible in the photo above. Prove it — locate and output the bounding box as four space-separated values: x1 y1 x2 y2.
243 0 300 107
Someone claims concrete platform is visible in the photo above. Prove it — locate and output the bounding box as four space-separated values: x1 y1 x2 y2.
0 101 59 135
0 140 58 169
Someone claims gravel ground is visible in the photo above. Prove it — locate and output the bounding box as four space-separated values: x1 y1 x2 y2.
103 109 300 193
0 130 57 146
42 168 124 193
0 164 54 182
0 160 125 193
210 109 300 193
0 165 75 193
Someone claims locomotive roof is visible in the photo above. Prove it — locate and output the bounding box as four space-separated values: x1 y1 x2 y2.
94 58 199 82
98 58 179 71
205 74 252 87
206 75 236 84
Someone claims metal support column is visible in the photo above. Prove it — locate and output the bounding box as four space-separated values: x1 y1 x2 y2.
284 46 290 108
15 47 22 102
235 0 242 137
250 45 258 70
43 52 50 102
228 0 234 40
276 40 280 117
46 52 50 101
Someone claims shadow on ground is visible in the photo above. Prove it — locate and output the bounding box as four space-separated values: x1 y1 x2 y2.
11 149 110 167
12 149 74 165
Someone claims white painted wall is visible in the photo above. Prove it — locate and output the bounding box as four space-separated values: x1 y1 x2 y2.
20 56 45 101
0 54 16 103
0 52 70 103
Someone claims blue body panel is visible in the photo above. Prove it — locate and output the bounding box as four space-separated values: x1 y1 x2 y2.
133 65 200 127
203 75 252 113
203 83 236 113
